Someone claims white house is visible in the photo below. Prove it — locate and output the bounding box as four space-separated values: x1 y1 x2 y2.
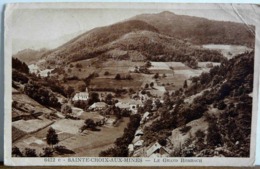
72 92 88 101
72 88 89 102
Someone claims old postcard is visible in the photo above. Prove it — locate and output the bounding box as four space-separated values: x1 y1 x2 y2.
4 2 260 166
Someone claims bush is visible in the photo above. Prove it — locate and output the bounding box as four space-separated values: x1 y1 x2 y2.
104 71 110 75
115 74 121 80
24 148 37 157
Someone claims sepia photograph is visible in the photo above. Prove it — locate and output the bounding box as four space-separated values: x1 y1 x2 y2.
4 2 260 166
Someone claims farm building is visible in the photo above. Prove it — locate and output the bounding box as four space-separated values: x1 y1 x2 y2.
140 112 150 124
88 102 108 111
72 88 89 102
146 142 170 157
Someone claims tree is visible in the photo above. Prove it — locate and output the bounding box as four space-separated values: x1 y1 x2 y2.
153 73 159 79
126 74 132 80
46 127 59 149
24 148 37 157
145 83 149 89
105 94 113 105
88 92 100 106
12 146 23 157
217 101 226 110
183 80 188 88
84 119 96 129
150 82 154 88
79 84 86 92
104 71 110 76
75 63 82 68
162 73 167 78
41 147 53 157
115 74 121 80
66 86 75 98
145 61 152 68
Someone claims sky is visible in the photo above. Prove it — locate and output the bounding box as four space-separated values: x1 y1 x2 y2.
10 3 259 53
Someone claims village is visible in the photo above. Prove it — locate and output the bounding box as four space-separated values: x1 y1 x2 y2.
12 52 229 157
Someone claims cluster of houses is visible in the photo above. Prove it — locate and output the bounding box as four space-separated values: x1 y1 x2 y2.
71 88 146 114
70 87 171 158
128 127 170 157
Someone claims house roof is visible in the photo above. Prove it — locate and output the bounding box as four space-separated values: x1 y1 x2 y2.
135 129 144 136
141 112 150 121
134 140 144 147
89 102 107 108
146 142 171 157
146 142 162 157
132 136 141 143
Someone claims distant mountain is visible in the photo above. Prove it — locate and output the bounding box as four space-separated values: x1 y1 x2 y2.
130 11 255 47
13 48 49 65
38 20 159 66
32 11 254 68
12 30 86 54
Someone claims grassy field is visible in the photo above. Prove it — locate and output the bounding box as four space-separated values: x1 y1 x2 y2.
58 117 129 157
156 74 190 91
89 74 144 91
12 119 54 134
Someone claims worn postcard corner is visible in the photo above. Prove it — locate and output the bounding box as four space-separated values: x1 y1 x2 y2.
4 2 260 167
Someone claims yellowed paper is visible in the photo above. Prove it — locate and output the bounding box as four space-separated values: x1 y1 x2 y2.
4 2 260 166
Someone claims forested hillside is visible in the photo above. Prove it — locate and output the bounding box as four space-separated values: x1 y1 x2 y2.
140 51 254 157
